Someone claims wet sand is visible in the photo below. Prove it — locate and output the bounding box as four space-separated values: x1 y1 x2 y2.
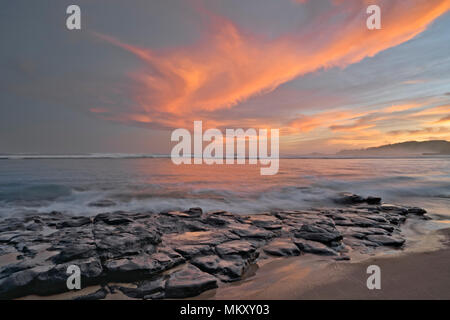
296 246 450 299
198 228 450 300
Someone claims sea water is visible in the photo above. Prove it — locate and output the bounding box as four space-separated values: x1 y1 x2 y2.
0 157 448 221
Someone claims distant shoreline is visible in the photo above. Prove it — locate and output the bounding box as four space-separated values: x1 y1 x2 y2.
3 140 449 160
1 155 450 160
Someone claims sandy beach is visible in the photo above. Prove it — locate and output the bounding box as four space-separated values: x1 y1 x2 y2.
198 228 450 300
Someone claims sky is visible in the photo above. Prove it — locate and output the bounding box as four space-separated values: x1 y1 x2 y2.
1 0 449 155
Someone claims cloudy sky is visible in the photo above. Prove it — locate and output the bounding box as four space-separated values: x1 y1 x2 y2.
1 0 449 155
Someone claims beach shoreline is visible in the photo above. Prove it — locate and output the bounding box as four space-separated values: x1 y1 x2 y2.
198 228 450 300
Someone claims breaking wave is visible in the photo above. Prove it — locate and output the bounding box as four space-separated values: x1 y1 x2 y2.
0 158 448 218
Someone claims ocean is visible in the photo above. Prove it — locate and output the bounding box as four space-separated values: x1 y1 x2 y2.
0 157 449 220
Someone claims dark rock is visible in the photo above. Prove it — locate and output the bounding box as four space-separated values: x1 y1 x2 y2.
294 224 342 244
144 291 165 300
34 257 103 295
184 207 203 218
25 222 43 232
0 257 103 298
385 214 403 225
0 199 422 299
0 267 43 299
407 207 427 215
215 240 257 258
56 217 91 229
94 223 161 259
165 211 193 218
377 224 396 232
334 255 350 261
379 204 408 215
117 286 141 299
139 278 166 295
229 224 275 239
203 214 231 226
118 278 165 299
348 216 378 227
263 239 300 256
181 220 210 232
0 221 25 233
94 212 133 225
335 193 366 204
363 215 388 223
104 249 183 281
51 244 96 264
166 231 230 246
167 207 203 219
0 244 17 255
0 260 37 279
174 245 213 259
335 193 382 205
366 235 405 247
247 215 282 230
104 255 161 280
294 240 338 256
361 239 381 247
334 219 355 227
88 200 116 208
73 287 108 300
191 255 250 282
0 232 22 243
152 250 185 269
165 264 218 298
342 237 366 248
340 226 388 239
366 196 382 205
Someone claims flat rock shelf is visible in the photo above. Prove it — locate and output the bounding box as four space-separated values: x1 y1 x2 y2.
0 194 428 299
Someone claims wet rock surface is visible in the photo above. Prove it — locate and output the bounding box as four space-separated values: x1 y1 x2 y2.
294 239 338 256
263 239 301 256
0 194 429 299
165 264 218 298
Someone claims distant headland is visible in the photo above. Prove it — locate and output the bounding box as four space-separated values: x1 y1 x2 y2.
337 140 450 156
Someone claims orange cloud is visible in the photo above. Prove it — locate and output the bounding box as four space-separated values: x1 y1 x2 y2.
434 115 450 125
287 107 404 134
288 110 355 133
387 126 450 137
283 100 450 151
93 0 450 130
382 103 422 113
414 105 450 117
